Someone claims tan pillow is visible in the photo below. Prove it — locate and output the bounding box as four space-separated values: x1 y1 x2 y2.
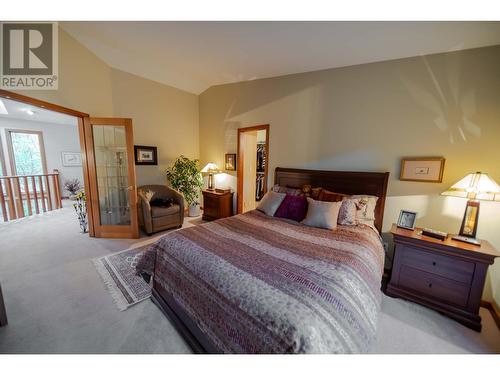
257 191 286 216
302 198 342 230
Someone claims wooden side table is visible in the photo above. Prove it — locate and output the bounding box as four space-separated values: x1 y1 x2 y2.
0 283 7 326
386 224 500 331
202 190 234 221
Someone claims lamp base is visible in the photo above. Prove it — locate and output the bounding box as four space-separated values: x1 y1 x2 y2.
207 173 215 190
452 235 481 246
459 200 480 238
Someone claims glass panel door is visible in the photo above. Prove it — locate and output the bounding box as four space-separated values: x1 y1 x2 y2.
84 118 138 238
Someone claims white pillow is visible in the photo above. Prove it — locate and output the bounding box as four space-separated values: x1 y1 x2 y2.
256 191 286 216
302 198 342 230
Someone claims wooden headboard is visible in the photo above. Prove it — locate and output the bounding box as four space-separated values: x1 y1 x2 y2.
274 167 390 232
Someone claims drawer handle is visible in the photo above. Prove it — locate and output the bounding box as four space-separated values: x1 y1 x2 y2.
428 283 433 288
432 261 436 266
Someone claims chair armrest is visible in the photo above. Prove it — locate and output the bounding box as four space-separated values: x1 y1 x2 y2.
137 193 153 234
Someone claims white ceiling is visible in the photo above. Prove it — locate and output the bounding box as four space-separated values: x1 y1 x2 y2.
62 21 500 94
0 98 78 126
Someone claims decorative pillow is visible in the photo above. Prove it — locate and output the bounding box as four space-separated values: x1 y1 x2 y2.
274 194 308 222
301 198 342 230
319 189 350 202
302 185 323 200
257 191 286 216
350 195 378 222
271 184 302 196
337 195 378 228
337 199 357 225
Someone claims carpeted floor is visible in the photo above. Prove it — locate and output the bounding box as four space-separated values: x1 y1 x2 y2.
0 202 498 354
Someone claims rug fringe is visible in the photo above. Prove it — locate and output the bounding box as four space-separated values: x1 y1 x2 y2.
92 257 131 311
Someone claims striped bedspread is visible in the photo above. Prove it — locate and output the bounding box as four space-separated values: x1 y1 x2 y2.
136 210 384 353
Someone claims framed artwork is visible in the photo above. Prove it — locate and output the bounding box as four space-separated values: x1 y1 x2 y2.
61 152 82 167
400 157 445 183
225 153 236 171
397 210 417 230
134 145 158 165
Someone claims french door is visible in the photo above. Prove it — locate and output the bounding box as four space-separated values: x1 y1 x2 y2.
83 117 139 238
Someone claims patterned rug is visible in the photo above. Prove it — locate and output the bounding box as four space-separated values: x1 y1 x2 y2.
93 244 152 311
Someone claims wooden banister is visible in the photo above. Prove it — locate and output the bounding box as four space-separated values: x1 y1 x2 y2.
31 176 39 214
0 181 7 222
0 172 63 222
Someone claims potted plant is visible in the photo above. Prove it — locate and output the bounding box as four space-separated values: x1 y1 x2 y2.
72 190 88 233
64 178 82 200
166 155 203 217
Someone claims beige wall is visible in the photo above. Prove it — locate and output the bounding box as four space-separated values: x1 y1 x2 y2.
200 45 500 306
14 29 114 117
13 28 199 186
110 69 199 185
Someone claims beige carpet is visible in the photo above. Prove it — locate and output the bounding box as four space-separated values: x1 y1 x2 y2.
0 202 498 353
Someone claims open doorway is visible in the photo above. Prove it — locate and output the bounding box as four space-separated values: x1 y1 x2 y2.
0 96 83 223
0 90 139 238
237 124 269 213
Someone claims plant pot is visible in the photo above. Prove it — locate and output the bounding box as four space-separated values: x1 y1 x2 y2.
188 203 201 217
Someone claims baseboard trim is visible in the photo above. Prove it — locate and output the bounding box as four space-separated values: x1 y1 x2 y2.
480 300 500 330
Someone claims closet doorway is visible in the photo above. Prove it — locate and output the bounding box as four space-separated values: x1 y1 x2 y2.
237 124 269 214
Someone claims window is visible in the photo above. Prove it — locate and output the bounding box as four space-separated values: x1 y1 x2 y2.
0 135 6 176
7 130 47 176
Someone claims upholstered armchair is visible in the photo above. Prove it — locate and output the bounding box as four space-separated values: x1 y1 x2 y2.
137 185 184 235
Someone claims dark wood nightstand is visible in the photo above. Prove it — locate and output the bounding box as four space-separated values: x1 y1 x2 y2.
386 224 500 331
202 190 234 221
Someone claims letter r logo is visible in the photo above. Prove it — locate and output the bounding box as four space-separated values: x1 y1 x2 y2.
2 23 53 75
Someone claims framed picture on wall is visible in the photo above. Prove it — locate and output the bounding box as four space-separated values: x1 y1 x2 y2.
400 157 445 183
61 152 82 167
134 145 158 165
225 153 236 171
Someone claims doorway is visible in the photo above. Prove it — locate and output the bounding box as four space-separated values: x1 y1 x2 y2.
237 124 269 214
0 90 139 238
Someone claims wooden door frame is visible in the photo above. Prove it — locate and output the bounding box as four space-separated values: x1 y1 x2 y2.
237 124 269 214
0 89 95 236
83 117 139 239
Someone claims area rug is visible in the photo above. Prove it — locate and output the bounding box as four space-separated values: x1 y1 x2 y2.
93 244 152 311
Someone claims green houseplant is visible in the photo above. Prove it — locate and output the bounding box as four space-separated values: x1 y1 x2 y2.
166 155 203 217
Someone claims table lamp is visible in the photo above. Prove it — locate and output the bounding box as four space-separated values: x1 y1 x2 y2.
201 162 221 190
441 172 500 245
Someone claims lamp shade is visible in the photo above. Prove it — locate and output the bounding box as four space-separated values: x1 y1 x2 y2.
441 172 500 201
201 162 220 174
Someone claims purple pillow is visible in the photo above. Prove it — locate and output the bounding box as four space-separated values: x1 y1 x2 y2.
274 194 308 222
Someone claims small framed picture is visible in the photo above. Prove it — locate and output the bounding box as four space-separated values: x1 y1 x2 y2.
61 152 82 167
397 210 418 230
400 157 445 183
225 153 236 171
134 145 158 165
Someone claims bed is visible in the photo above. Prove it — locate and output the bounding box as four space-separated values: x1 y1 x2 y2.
136 167 390 353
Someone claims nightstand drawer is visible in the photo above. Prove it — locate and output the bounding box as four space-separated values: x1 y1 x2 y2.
203 197 218 215
399 265 470 308
398 244 475 284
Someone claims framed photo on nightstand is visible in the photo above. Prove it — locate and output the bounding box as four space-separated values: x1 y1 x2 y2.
397 210 417 230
